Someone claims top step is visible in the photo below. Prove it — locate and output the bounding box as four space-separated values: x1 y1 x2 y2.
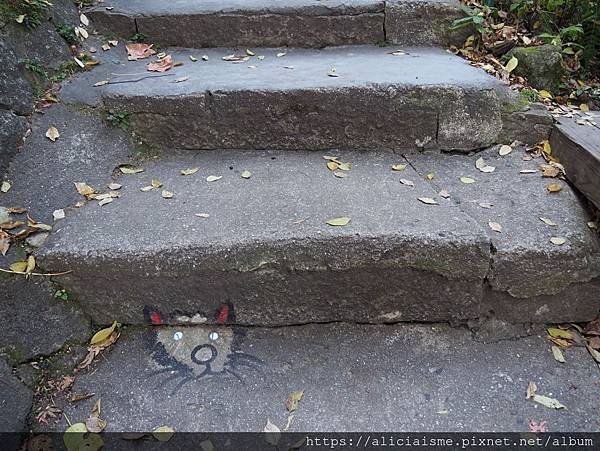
86 0 469 48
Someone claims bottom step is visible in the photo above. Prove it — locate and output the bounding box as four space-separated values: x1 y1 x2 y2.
38 147 600 326
33 323 600 432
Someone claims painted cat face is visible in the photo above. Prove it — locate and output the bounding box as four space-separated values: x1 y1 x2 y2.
144 304 263 393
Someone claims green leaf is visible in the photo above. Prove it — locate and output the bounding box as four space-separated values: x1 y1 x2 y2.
505 56 518 73
90 321 118 345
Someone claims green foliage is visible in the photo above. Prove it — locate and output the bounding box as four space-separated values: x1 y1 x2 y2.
22 58 48 79
452 0 599 76
49 60 80 83
107 111 130 130
55 23 78 46
129 32 148 43
520 87 542 101
54 289 69 301
2 0 53 29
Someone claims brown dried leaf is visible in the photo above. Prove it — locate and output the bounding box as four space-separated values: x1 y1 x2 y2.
148 55 173 72
126 43 156 61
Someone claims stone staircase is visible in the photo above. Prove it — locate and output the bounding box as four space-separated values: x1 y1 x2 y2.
36 0 598 328
3 0 600 435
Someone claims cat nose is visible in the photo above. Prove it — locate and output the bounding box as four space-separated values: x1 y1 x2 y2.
191 344 217 365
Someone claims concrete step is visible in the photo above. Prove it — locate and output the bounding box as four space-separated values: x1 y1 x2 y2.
32 323 600 432
37 148 600 327
62 44 546 153
85 0 468 49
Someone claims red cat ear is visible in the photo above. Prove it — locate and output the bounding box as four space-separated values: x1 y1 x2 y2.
150 311 162 325
216 304 229 324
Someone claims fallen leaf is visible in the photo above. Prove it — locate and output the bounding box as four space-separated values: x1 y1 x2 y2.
180 167 199 176
241 170 252 179
400 179 414 187
152 426 175 442
64 423 102 451
119 166 144 174
425 173 434 181
90 321 118 345
488 222 502 233
533 394 566 410
326 217 351 226
140 186 153 192
276 52 287 58
548 327 573 340
391 164 407 171
546 183 562 193
333 172 347 178
46 126 60 142
172 76 189 83
126 43 156 61
504 56 518 73
478 202 493 209
551 346 565 363
541 165 560 178
550 237 566 245
539 90 553 100
189 55 198 62
460 176 476 184
98 197 114 206
439 190 450 198
587 221 598 230
418 197 437 205
520 169 538 174
195 213 210 218
206 175 222 182
80 13 89 26
337 162 352 171
148 55 173 72
327 67 338 77
151 179 162 188
10 261 28 272
587 345 600 364
542 140 552 155
93 80 109 87
85 416 107 433
285 390 304 412
16 15 25 24
74 182 95 197
526 381 538 399
1 181 11 193
580 104 589 112
161 190 174 199
536 217 557 227
498 144 513 156
53 209 65 221
70 392 95 402
327 161 339 171
108 183 122 190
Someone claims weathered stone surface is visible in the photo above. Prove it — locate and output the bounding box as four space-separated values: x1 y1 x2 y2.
0 358 32 435
1 104 132 223
66 45 516 152
499 102 554 145
506 45 567 93
87 0 385 48
0 0 79 71
0 39 34 115
34 323 600 432
0 277 91 364
386 0 470 47
0 110 27 176
38 151 490 325
406 147 600 300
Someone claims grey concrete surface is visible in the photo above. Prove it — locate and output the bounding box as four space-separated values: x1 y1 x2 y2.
64 45 516 151
0 358 32 433
0 39 35 115
33 323 600 432
38 150 492 325
2 104 132 224
0 277 91 364
405 147 600 299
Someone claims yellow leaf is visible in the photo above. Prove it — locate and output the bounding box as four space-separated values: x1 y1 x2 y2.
542 140 552 155
10 261 28 272
285 390 304 412
547 327 573 340
151 179 162 188
180 167 199 176
425 173 434 181
532 394 566 410
460 176 476 184
391 164 407 171
46 126 60 142
580 104 589 112
550 236 566 245
538 90 553 100
90 321 117 345
526 381 537 399
505 56 518 73
546 183 562 193
326 217 351 226
241 170 252 179
327 161 339 171
26 255 35 273
152 426 175 442
1 181 11 193
16 15 25 24
337 162 352 171
74 182 95 197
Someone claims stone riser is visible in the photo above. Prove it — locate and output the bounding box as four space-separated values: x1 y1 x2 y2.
86 1 468 48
